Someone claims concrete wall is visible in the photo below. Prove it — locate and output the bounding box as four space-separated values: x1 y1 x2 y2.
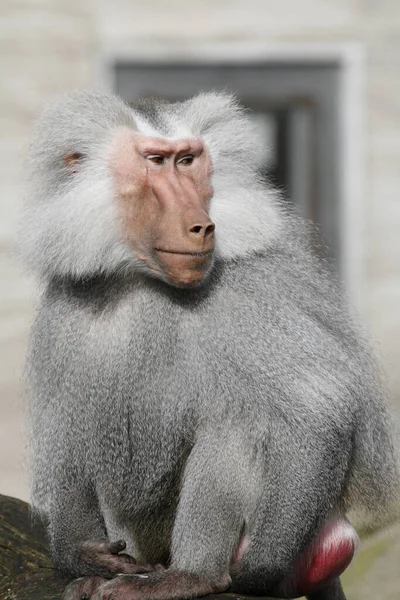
0 1 95 501
1 0 400 503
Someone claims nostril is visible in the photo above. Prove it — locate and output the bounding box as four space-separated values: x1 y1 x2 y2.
205 223 215 236
189 223 215 237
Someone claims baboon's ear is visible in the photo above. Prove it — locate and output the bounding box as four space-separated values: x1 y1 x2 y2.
63 152 85 174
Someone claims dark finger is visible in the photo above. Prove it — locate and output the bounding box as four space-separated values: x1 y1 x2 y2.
108 540 127 554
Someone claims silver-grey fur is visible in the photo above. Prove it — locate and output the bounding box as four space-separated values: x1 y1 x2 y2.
21 90 398 599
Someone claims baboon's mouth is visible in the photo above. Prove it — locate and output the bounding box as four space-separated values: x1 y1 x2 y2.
155 248 214 258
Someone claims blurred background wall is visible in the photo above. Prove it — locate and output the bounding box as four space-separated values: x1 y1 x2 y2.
1 2 400 598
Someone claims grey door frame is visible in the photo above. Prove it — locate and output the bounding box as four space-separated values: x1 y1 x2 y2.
97 43 365 312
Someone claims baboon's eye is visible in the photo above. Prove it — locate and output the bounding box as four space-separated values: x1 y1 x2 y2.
147 155 164 165
177 155 194 166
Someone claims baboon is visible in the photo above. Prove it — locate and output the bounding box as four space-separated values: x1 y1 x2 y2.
20 90 398 600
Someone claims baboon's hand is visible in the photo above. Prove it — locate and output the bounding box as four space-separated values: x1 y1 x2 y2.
77 539 164 577
90 571 230 600
61 576 106 600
